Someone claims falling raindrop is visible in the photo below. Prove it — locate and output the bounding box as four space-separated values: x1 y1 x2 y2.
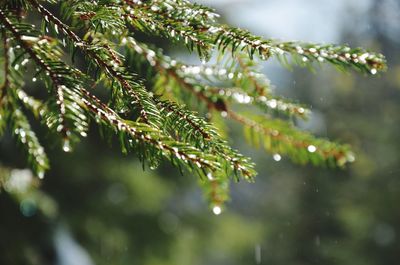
255 244 262 264
62 139 71 152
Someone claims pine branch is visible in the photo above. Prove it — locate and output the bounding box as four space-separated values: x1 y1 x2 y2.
205 87 310 119
155 98 256 180
29 0 162 128
0 0 387 209
214 26 387 75
61 0 387 75
121 38 353 167
0 29 9 101
0 9 90 147
8 100 49 178
0 26 49 177
121 0 215 59
228 111 354 167
0 29 10 137
79 87 220 173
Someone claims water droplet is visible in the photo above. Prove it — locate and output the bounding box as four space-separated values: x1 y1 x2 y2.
273 154 281 161
267 99 277 109
32 77 37 82
347 152 355 162
370 68 377 75
151 5 160 11
62 140 71 152
205 67 213 75
212 206 222 215
38 171 44 179
255 244 262 264
307 145 317 153
21 58 29 66
20 199 37 217
220 111 228 118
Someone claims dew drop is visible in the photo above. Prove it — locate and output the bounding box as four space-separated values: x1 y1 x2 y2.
32 77 37 82
38 171 44 179
273 154 281 161
347 153 356 163
212 206 222 215
307 145 317 153
20 199 37 217
370 68 377 75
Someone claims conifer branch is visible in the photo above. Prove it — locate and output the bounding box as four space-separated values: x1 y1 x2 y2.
0 8 73 141
227 111 353 167
155 99 256 180
79 87 220 172
8 99 49 178
0 29 9 100
0 0 387 208
214 26 387 74
29 0 162 127
121 37 351 166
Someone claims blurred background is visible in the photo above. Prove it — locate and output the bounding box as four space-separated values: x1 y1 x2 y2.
1 0 399 264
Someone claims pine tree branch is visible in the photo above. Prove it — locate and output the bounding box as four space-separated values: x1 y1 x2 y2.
0 29 9 100
29 0 162 127
214 26 387 74
227 111 353 167
79 87 221 172
205 87 310 119
8 100 50 178
155 98 256 180
0 8 71 140
121 38 351 166
0 0 387 208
